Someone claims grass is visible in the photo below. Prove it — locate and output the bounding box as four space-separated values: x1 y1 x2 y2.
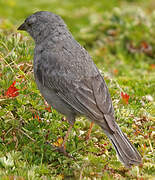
0 0 155 179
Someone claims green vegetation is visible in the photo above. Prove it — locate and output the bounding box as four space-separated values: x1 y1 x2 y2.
0 0 154 179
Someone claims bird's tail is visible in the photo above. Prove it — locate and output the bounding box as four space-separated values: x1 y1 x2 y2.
105 124 142 168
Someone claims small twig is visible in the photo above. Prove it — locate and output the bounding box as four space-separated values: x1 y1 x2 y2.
4 127 14 137
1 46 30 81
0 50 15 73
18 129 36 142
148 138 153 152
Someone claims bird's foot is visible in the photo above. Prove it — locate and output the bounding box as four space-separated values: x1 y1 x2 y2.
55 145 68 156
46 141 73 158
46 125 74 158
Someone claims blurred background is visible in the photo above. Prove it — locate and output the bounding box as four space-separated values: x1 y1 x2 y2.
0 0 155 32
0 0 154 179
1 0 154 70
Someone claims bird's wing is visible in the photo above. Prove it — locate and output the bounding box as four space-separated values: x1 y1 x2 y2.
36 50 116 132
75 75 116 132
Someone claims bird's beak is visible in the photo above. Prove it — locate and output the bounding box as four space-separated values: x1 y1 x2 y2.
17 22 26 31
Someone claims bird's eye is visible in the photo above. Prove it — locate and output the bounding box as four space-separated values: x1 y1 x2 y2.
27 20 33 27
27 21 32 27
26 15 37 26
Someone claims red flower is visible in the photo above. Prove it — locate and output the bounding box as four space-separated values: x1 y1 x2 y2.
33 112 41 122
140 41 149 49
5 81 19 97
150 64 155 70
113 69 118 75
121 92 130 104
45 105 52 112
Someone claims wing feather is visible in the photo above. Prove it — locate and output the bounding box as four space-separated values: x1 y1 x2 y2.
37 50 116 132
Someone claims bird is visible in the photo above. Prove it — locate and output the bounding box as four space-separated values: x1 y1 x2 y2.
18 11 142 168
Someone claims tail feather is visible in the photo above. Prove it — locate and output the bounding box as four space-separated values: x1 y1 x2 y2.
105 124 142 168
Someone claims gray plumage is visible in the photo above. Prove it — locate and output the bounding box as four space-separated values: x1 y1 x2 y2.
18 11 142 167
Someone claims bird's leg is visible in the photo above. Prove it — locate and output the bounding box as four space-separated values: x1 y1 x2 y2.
46 124 73 158
61 124 73 152
85 122 94 140
52 124 73 157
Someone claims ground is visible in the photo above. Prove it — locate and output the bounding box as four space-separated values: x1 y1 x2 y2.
0 0 154 179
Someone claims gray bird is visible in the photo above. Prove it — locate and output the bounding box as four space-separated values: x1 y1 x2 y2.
18 11 142 168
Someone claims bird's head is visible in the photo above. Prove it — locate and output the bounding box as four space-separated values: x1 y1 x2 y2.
18 11 66 43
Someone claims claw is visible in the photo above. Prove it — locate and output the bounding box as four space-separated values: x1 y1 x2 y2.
45 141 73 158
